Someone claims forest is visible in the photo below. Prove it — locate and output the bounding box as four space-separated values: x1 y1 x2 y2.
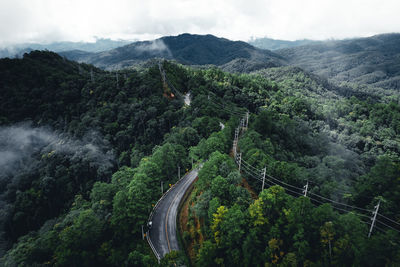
0 51 399 266
276 33 400 91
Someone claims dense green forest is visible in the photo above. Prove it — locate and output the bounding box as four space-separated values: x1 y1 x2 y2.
0 51 399 266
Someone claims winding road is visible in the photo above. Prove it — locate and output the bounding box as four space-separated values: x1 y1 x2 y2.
147 169 199 260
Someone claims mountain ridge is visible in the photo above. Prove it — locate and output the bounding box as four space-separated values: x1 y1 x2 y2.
249 37 320 50
276 33 400 90
59 33 286 70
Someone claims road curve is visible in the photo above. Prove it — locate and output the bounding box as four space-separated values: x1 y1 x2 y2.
148 169 198 259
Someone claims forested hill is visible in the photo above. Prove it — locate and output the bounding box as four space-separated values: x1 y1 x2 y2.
276 33 400 90
1 51 400 266
249 37 319 50
59 33 285 70
0 51 190 265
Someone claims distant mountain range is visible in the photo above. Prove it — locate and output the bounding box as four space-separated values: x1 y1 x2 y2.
275 33 400 90
5 33 400 90
59 34 286 71
58 33 400 91
0 38 132 58
248 37 320 50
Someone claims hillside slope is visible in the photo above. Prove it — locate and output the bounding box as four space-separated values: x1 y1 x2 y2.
60 34 285 70
276 33 400 90
249 37 320 50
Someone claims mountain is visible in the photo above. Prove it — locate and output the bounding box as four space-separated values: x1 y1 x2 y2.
0 38 131 58
60 33 286 70
248 37 320 50
276 33 400 90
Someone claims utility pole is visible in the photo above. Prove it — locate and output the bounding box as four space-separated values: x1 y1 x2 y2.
233 140 237 157
161 180 163 194
90 69 94 82
261 167 266 191
237 153 242 172
240 118 245 129
233 127 239 157
368 200 381 238
158 62 162 75
116 72 119 88
246 112 249 128
178 165 181 180
303 181 309 197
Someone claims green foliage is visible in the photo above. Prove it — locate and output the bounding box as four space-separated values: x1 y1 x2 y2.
192 116 221 138
196 240 218 267
160 250 186 267
197 151 235 190
210 176 230 202
55 209 104 266
354 156 400 218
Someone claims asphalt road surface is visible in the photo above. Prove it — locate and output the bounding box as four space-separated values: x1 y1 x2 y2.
148 169 198 259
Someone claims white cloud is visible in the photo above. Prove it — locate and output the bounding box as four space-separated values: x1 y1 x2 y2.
0 0 399 47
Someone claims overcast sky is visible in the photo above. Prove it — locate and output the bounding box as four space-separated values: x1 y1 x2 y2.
0 0 399 47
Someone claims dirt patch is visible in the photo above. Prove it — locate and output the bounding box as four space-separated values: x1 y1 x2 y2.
162 80 176 99
241 177 258 199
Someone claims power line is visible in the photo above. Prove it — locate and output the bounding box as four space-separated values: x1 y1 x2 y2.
375 219 400 234
244 169 304 197
208 101 244 117
240 160 264 176
236 136 374 214
234 121 400 238
206 90 248 115
307 179 355 196
208 97 247 117
307 192 373 213
240 164 263 181
240 158 262 172
240 164 267 182
209 99 246 115
236 138 374 218
241 158 315 195
377 213 400 228
371 223 388 235
369 222 400 248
